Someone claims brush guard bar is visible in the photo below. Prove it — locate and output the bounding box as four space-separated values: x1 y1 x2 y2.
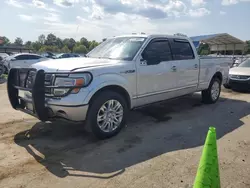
7 68 89 122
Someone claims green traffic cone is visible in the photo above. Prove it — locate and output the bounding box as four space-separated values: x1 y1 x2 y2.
193 127 220 188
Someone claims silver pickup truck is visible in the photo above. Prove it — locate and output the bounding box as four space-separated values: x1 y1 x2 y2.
7 34 231 139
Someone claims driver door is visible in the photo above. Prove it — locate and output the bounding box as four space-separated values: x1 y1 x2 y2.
135 38 177 106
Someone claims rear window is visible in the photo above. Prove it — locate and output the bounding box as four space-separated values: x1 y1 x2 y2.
171 40 195 60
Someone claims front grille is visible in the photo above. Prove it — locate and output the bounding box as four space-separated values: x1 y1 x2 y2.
25 70 36 88
231 75 250 80
44 74 54 95
24 71 54 96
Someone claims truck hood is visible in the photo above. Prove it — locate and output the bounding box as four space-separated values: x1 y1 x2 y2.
229 67 250 76
32 57 118 72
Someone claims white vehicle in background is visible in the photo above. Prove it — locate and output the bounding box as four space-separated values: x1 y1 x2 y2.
3 53 49 73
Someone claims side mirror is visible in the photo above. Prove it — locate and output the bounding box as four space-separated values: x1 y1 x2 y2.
10 58 16 61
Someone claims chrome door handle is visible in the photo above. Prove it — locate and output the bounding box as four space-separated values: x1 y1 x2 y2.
194 64 198 69
171 66 177 72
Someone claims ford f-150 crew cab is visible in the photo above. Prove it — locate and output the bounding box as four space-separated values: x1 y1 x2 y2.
7 34 231 139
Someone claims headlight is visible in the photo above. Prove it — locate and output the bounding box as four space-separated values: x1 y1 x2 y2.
53 73 92 97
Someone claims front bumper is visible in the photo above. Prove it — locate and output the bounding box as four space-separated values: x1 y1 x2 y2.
7 68 89 122
229 79 250 90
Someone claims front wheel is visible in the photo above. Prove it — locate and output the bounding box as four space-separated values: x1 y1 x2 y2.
202 78 221 104
86 91 128 139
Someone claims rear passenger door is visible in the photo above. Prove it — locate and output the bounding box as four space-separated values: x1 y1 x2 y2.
169 38 199 94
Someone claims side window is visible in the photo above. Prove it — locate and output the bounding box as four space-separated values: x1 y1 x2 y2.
15 55 25 60
28 55 41 60
171 40 194 60
142 39 172 65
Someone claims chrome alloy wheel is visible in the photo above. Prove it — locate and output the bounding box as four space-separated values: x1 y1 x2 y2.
97 99 123 133
211 81 220 101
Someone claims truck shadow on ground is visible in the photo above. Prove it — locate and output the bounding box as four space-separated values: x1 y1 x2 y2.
14 93 250 179
0 77 6 84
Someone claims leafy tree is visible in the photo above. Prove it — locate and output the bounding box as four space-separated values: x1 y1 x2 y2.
80 37 89 48
39 45 60 53
1 33 103 53
31 41 42 51
63 38 76 52
25 41 32 47
45 33 57 46
198 43 210 55
61 45 70 53
56 37 64 49
0 36 10 46
88 40 99 51
38 34 46 45
14 37 23 46
73 45 88 54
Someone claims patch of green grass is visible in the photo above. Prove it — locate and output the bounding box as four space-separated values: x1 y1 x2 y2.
0 74 7 79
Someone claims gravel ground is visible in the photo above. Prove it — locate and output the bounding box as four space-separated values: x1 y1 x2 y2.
0 82 250 188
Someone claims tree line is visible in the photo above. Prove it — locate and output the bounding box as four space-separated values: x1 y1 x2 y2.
0 34 102 54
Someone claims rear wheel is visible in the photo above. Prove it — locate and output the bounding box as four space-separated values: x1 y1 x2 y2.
202 78 221 104
86 91 128 139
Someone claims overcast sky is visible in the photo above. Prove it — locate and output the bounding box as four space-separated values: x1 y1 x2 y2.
1 0 249 42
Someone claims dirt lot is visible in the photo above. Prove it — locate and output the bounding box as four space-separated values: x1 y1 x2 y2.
0 82 250 188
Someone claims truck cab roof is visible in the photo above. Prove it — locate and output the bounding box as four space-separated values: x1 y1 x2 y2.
112 34 190 40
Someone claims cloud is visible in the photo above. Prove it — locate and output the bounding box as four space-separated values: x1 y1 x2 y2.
92 0 191 19
32 0 46 8
222 0 238 5
220 11 226 15
31 0 59 12
189 8 210 17
82 6 91 13
18 12 61 23
5 0 24 8
18 14 34 21
93 0 168 19
53 0 79 8
43 13 61 22
191 0 206 6
222 0 250 5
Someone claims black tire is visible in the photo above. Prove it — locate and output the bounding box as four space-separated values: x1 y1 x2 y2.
223 84 231 89
86 90 128 139
202 77 221 104
3 66 8 74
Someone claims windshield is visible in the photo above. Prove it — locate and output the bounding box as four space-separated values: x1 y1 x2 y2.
238 58 250 67
87 37 146 61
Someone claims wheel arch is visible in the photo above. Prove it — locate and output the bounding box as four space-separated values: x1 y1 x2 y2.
212 72 223 84
88 85 132 109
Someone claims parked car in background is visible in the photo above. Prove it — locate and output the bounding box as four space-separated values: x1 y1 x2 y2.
3 53 49 73
41 52 56 59
0 57 4 76
55 53 81 59
7 34 230 139
227 58 250 90
0 53 9 59
0 53 9 74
